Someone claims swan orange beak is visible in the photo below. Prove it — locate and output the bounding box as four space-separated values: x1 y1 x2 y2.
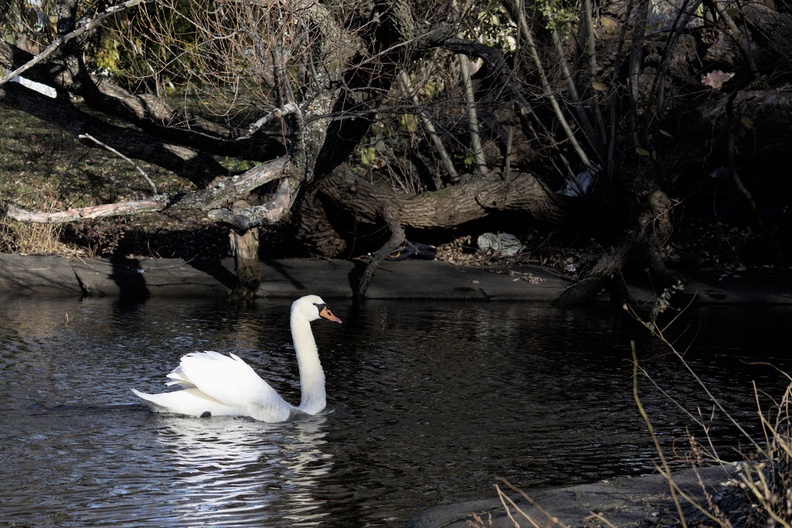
319 306 342 324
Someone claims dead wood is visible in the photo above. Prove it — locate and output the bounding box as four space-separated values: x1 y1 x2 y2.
349 204 406 299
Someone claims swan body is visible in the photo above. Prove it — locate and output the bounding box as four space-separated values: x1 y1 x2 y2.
131 295 342 422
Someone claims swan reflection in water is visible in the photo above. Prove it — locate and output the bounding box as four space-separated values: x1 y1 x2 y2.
151 412 333 527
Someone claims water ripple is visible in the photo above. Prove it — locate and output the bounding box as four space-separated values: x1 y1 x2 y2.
1 298 791 526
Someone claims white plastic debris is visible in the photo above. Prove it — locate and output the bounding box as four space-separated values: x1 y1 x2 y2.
477 232 522 257
10 76 57 98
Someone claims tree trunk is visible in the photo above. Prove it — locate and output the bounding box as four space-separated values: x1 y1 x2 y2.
327 165 563 224
0 83 228 186
230 227 260 301
349 204 406 298
553 186 676 307
296 165 566 256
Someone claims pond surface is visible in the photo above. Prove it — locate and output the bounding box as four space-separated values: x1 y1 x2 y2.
1 296 790 527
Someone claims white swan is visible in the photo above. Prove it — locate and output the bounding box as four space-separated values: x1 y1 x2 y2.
131 295 342 422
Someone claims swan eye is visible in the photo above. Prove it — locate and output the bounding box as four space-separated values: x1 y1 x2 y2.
313 302 326 312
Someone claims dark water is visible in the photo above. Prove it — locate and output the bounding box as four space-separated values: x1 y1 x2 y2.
0 296 790 527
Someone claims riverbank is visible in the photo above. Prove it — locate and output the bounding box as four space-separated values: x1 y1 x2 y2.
407 464 740 528
1 254 791 303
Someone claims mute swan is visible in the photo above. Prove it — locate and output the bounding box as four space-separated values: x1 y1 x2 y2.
131 295 342 422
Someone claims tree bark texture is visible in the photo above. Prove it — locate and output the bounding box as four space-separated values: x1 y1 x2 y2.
3 157 291 224
349 204 406 298
230 226 260 300
297 166 566 257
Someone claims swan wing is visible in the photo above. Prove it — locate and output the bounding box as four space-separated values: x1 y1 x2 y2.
168 351 292 421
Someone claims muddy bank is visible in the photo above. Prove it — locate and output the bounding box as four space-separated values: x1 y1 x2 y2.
0 254 564 300
1 254 791 303
408 465 739 528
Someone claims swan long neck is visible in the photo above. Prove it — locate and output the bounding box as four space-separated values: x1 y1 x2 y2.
290 313 326 414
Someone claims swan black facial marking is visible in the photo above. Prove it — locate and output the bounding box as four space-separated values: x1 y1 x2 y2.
313 302 327 311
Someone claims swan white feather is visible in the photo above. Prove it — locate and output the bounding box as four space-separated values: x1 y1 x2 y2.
131 295 342 422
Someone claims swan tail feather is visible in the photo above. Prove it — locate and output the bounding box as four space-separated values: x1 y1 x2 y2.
165 367 195 388
131 387 245 418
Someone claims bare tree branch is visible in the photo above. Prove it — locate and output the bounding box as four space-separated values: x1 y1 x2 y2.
350 203 406 298
0 0 152 88
79 133 158 195
0 82 228 186
3 157 291 224
399 71 459 184
4 198 169 223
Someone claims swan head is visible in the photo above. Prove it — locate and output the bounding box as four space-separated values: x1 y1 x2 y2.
292 295 343 324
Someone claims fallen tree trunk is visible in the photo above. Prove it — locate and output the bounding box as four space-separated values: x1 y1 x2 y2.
553 185 676 307
306 165 565 235
297 165 568 296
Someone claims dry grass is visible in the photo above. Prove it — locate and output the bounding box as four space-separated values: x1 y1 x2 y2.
628 292 792 528
0 219 79 255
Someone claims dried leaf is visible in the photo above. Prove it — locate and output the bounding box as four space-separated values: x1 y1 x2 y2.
591 80 608 91
599 16 618 33
701 70 735 90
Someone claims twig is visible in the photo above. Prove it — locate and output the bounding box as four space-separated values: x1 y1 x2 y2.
632 341 689 528
495 485 525 528
497 478 570 528
626 303 763 453
399 71 458 184
585 511 619 528
78 134 158 195
632 336 738 527
244 102 301 138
